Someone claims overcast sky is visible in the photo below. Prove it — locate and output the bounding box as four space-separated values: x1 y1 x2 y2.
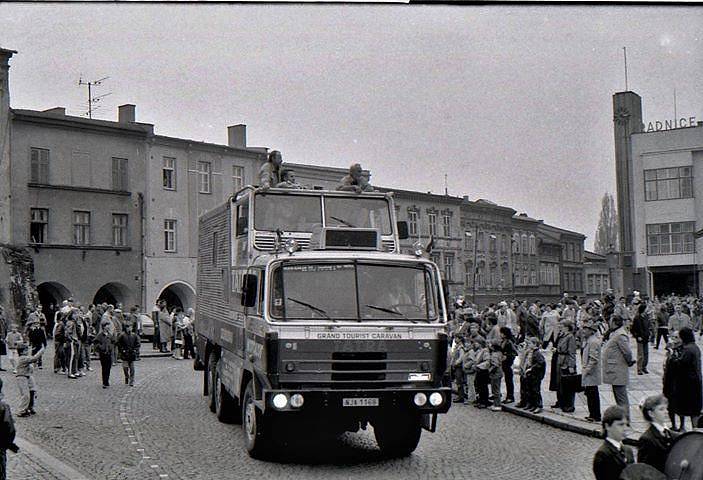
2 5 702 248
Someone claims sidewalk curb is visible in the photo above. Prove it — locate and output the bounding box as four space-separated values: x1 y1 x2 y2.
15 436 92 480
502 405 641 447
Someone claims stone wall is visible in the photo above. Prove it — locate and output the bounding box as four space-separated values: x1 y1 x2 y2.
0 244 37 327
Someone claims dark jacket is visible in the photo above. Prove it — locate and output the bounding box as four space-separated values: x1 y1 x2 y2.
593 440 635 480
631 313 651 342
524 349 546 381
93 331 114 356
116 332 140 362
637 425 676 473
0 399 16 451
667 342 703 416
524 312 540 339
28 327 47 348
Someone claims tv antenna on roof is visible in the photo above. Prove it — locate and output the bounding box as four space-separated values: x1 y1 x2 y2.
78 75 111 119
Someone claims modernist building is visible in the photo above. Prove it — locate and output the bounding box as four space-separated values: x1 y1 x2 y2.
613 90 702 296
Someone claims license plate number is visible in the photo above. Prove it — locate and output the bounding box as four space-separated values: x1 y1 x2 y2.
342 397 379 407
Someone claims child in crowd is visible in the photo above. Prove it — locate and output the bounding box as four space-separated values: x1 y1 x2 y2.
4 326 22 374
451 336 469 402
523 336 546 413
15 342 45 417
488 339 504 411
473 337 490 409
461 336 482 405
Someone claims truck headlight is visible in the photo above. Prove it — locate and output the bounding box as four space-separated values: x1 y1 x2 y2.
413 393 427 406
272 393 288 409
290 394 304 408
429 392 443 407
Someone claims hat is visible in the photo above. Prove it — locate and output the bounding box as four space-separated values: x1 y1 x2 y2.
498 301 508 307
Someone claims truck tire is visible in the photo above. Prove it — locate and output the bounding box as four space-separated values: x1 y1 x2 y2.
214 367 241 424
207 351 218 413
373 413 422 457
242 380 272 459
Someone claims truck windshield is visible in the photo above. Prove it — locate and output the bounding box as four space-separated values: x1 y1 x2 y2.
324 197 392 235
254 194 322 232
270 262 438 321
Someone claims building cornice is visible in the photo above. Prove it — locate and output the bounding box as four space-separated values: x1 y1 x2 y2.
28 183 132 197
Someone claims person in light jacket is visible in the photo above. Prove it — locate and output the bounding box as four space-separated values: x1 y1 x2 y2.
601 315 635 422
158 302 172 353
581 321 602 422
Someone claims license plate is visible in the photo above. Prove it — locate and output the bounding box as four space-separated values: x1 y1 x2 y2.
342 397 379 407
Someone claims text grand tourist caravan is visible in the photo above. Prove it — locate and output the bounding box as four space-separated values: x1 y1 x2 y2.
194 185 452 459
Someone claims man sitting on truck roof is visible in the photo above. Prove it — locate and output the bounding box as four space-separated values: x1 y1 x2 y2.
259 150 283 189
336 163 374 193
275 168 303 189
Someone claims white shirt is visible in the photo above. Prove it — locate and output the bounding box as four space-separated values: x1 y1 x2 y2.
606 438 623 451
651 422 668 436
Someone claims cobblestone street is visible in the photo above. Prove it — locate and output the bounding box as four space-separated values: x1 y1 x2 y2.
3 341 600 480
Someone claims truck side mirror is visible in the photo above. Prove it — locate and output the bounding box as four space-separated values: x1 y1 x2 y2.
241 274 257 308
397 221 409 240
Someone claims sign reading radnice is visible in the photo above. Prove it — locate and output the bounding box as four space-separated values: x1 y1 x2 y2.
643 116 697 133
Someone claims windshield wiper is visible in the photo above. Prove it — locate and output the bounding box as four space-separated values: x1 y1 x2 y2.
329 216 356 228
286 297 335 321
364 304 416 323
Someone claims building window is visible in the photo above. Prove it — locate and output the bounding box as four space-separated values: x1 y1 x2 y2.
408 211 418 236
465 262 474 287
428 213 437 237
512 233 520 254
644 167 693 201
444 255 454 282
30 208 48 243
477 231 485 251
30 147 50 184
647 222 695 255
112 214 128 247
442 214 451 237
489 234 497 253
430 252 441 272
232 165 245 192
575 272 582 290
521 234 528 255
163 156 176 190
529 235 536 255
522 265 528 286
198 161 212 194
477 261 486 287
501 234 508 255
112 157 128 191
73 211 91 245
164 219 177 252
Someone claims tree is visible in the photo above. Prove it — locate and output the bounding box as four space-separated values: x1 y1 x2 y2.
594 193 619 254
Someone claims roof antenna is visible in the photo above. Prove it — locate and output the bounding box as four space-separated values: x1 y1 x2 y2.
78 75 111 119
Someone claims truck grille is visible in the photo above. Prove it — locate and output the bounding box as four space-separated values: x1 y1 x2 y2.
381 239 396 253
331 352 387 382
254 233 311 251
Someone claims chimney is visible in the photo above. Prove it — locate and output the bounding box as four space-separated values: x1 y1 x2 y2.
462 195 469 202
227 124 246 148
118 104 136 123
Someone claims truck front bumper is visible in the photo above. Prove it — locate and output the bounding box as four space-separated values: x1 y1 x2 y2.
260 387 452 414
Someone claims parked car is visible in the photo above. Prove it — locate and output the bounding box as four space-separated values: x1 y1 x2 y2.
139 313 155 342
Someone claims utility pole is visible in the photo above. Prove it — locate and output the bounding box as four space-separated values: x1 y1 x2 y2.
623 47 629 91
78 75 111 119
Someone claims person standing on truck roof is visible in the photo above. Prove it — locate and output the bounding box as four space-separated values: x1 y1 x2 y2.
336 163 374 193
259 150 283 189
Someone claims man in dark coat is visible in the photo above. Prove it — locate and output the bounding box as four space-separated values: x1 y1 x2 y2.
667 327 702 430
93 323 114 389
0 378 19 480
631 303 651 375
593 406 635 480
116 323 140 386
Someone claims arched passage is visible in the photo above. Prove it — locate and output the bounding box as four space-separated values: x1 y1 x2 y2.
37 282 72 326
157 281 196 312
93 282 131 307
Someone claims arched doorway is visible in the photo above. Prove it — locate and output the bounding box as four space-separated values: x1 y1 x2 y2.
37 282 72 329
157 281 196 312
93 282 131 308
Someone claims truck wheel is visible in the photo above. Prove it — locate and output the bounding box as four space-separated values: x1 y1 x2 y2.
242 380 272 459
214 369 240 424
373 414 422 457
207 351 218 413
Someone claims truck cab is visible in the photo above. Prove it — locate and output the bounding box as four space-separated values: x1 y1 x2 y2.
195 187 451 459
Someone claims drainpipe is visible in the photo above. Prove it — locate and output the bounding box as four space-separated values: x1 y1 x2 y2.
138 192 146 309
